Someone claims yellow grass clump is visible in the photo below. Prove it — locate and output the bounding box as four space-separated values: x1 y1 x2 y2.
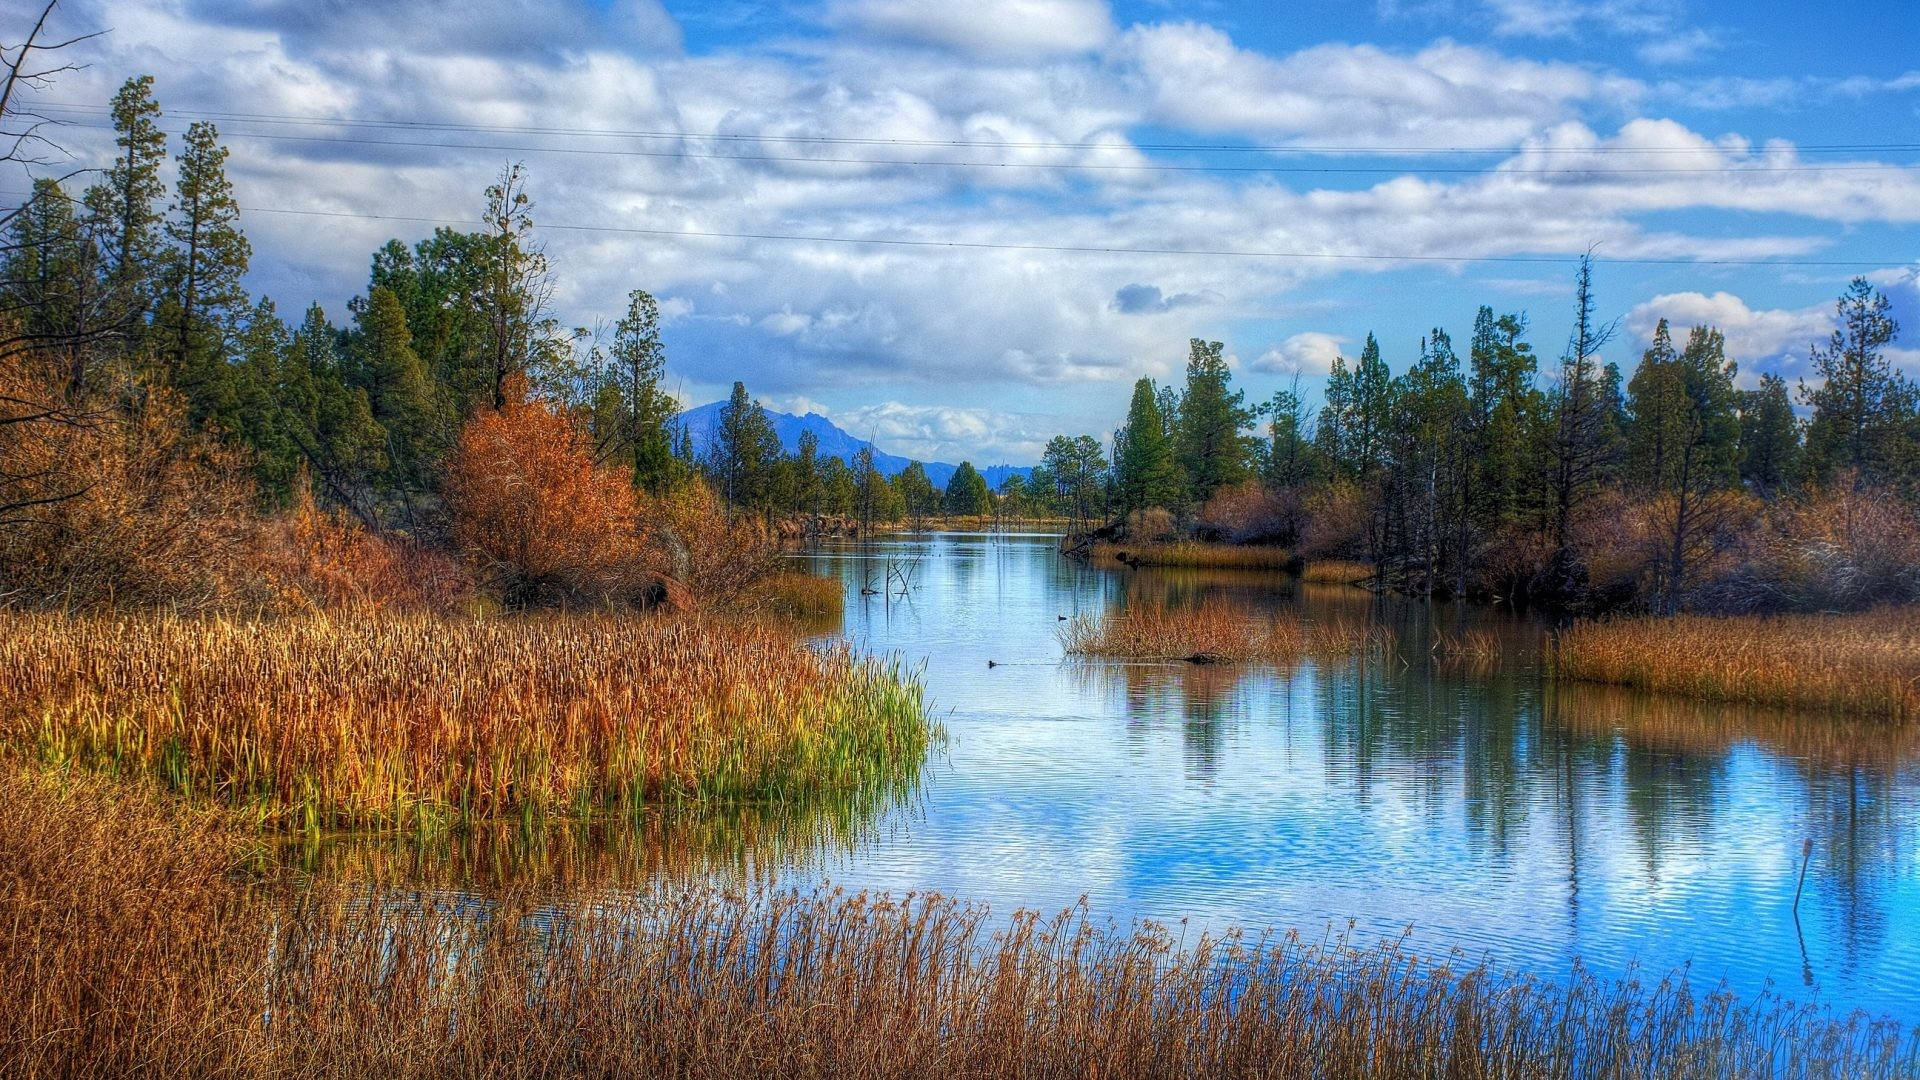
1092 541 1297 570
1299 558 1376 585
0 612 930 830
1553 608 1920 719
4 760 1913 1079
758 570 846 619
1059 602 1392 665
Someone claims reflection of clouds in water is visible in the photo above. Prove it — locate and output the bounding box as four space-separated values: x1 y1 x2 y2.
365 532 1920 1021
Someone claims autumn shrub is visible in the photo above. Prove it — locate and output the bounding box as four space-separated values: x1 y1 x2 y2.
1701 482 1920 613
1197 480 1299 544
636 481 781 610
1299 479 1371 560
0 361 259 612
444 387 655 609
1124 506 1177 542
252 487 471 613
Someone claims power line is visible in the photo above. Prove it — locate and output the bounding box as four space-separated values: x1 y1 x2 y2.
33 99 1920 158
57 120 1920 177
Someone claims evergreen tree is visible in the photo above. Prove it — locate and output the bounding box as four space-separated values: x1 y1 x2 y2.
81 76 167 321
712 381 780 515
159 121 251 423
1801 277 1907 489
1624 322 1740 611
608 289 679 492
1114 376 1179 515
896 461 938 524
354 286 443 500
818 455 855 517
1738 374 1799 495
1466 307 1543 531
478 163 563 407
1175 338 1250 504
792 428 822 513
942 461 991 516
279 303 387 525
1259 378 1315 490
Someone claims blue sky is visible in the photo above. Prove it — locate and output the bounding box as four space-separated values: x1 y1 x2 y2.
16 0 1920 463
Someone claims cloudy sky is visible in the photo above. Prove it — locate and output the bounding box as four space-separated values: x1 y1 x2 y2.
12 0 1920 464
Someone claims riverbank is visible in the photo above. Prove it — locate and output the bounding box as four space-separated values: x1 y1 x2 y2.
0 612 931 830
6 762 1912 1080
1087 540 1299 571
1553 608 1920 719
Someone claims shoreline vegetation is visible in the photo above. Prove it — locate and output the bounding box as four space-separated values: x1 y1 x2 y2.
7 765 1914 1080
0 612 931 830
1060 603 1392 665
1553 608 1920 720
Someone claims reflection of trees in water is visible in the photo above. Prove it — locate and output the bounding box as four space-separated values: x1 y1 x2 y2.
1549 683 1920 975
276 779 925 896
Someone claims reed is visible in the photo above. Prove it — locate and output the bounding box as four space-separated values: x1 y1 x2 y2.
1552 608 1920 719
1299 558 1376 585
1060 602 1392 664
0 612 931 830
5 762 1913 1079
757 570 846 619
1092 541 1297 570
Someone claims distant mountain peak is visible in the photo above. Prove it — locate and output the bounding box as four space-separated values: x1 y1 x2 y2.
675 401 1031 490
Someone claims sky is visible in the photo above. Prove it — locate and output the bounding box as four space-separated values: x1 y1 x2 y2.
9 0 1920 465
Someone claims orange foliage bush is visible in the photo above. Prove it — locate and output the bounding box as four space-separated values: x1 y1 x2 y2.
1299 480 1371 560
253 487 471 613
444 389 654 609
1197 481 1298 545
636 482 779 610
0 356 258 612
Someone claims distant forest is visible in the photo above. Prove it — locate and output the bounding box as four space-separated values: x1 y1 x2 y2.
3 77 1915 615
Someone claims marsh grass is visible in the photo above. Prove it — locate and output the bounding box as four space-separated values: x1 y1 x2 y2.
5 763 1914 1079
758 570 846 619
1553 608 1920 719
0 612 930 830
1060 602 1393 664
1299 558 1377 585
1093 541 1297 570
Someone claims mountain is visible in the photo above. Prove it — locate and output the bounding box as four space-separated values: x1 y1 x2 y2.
675 401 1031 490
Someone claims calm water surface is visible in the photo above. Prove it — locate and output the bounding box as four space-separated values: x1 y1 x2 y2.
309 530 1920 1023
784 531 1920 1023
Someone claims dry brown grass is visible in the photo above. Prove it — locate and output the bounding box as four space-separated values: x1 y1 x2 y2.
5 760 1914 1079
1299 558 1376 585
0 612 930 829
1553 608 1920 719
1060 602 1392 664
757 570 846 619
1092 541 1297 570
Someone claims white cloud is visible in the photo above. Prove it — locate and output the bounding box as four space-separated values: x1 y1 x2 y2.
1250 332 1346 376
1117 25 1639 149
838 402 1054 462
827 0 1113 59
1482 0 1678 38
1624 291 1832 372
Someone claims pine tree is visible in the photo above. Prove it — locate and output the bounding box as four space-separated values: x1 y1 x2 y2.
1176 338 1250 505
1624 323 1740 611
1738 374 1799 495
1800 277 1906 489
1114 376 1179 516
160 121 251 423
713 381 780 515
279 303 387 525
1547 253 1619 555
355 286 443 500
942 461 991 516
897 461 938 524
609 289 678 492
82 77 167 318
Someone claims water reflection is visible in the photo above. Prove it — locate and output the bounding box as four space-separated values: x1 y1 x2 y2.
324 531 1920 1023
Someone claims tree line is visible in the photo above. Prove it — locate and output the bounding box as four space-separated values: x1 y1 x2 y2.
1036 259 1914 613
